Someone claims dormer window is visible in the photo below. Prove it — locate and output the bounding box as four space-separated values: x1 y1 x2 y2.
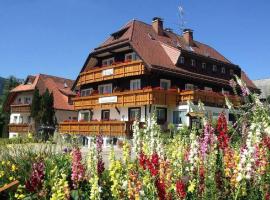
180 56 185 64
202 63 206 69
212 64 217 72
221 67 226 74
191 59 196 67
125 52 139 62
102 58 114 66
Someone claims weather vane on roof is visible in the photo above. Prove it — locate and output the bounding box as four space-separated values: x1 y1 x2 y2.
178 2 187 34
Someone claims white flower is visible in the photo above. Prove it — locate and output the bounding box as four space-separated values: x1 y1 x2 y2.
236 174 242 182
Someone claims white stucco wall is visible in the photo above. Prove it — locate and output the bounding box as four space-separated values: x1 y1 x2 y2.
13 92 33 104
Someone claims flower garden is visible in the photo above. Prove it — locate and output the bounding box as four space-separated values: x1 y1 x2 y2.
0 77 270 200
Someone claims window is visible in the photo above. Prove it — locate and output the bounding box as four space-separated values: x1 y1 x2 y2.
19 116 23 124
213 65 217 72
202 63 206 69
191 59 196 67
125 52 139 61
173 110 187 124
221 67 226 74
156 107 167 124
185 84 194 90
24 97 31 104
13 116 18 123
129 107 141 121
160 79 171 90
230 69 234 75
204 87 212 92
98 84 112 94
80 111 90 121
130 79 141 90
101 110 110 120
102 57 114 66
81 88 93 97
17 98 22 104
222 89 230 95
180 56 185 64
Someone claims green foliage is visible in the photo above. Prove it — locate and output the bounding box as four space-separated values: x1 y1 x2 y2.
267 95 270 104
0 76 21 137
30 88 40 119
39 89 55 126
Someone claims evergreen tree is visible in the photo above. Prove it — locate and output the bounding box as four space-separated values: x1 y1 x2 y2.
0 76 21 137
31 88 41 119
39 89 55 127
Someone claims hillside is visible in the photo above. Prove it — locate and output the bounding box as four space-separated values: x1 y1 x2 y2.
0 77 5 95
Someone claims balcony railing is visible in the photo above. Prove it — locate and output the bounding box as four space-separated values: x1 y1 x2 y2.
8 123 33 133
59 121 135 137
10 104 31 113
179 90 241 106
73 88 179 110
77 60 145 86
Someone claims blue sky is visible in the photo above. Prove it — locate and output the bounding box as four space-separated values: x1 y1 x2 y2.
0 0 269 80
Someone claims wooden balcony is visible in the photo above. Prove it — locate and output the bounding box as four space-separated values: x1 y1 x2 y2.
73 88 179 110
59 121 135 137
77 60 145 86
179 90 241 107
10 104 31 113
8 123 33 133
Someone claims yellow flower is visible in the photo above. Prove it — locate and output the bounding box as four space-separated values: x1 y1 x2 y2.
9 176 14 181
1 161 5 165
0 171 5 178
11 164 16 172
188 180 196 193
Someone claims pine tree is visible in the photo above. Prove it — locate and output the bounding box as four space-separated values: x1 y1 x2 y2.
31 88 40 119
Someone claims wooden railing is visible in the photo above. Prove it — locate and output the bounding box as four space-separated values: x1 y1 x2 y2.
179 90 241 106
8 124 33 133
10 104 31 113
77 60 145 86
73 88 179 110
59 121 135 137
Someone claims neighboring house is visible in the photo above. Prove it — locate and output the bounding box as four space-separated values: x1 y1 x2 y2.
253 78 270 101
59 17 256 145
6 74 77 138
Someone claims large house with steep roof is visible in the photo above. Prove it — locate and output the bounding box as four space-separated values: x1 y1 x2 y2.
7 74 77 138
59 17 256 146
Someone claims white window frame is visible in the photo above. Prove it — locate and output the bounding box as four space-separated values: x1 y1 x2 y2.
160 79 171 90
79 110 91 121
204 87 212 92
24 97 31 104
130 79 141 90
221 67 226 74
180 56 185 64
13 116 18 124
185 84 194 90
98 83 112 94
191 59 196 67
81 88 93 97
202 62 206 69
125 52 138 61
102 57 115 66
213 64 217 72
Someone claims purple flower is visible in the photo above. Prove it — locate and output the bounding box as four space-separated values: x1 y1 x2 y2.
25 160 45 192
200 123 215 160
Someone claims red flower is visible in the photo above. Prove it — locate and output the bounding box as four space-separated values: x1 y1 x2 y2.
151 152 159 167
176 180 186 199
217 112 229 150
155 179 166 200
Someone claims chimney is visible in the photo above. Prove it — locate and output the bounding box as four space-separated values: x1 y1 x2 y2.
152 17 163 35
183 28 193 46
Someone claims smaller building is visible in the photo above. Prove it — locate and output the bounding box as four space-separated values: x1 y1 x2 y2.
253 77 270 101
6 74 77 138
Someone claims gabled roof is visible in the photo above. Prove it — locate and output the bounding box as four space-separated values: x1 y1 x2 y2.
10 74 76 111
76 19 255 89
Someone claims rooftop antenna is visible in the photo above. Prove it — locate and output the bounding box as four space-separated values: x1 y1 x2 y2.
178 2 186 34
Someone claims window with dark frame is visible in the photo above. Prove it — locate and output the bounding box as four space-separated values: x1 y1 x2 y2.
101 110 110 121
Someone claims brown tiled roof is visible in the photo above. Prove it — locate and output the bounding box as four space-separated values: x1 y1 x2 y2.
241 71 258 90
11 74 75 111
77 19 254 89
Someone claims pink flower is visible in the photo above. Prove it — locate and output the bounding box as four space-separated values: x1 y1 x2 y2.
25 160 45 192
71 148 85 188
